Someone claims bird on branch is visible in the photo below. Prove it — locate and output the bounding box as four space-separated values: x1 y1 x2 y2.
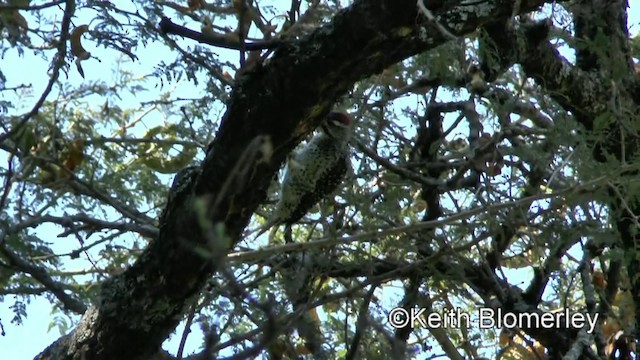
250 111 354 242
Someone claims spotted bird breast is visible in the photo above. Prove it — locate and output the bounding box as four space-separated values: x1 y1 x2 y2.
283 155 350 225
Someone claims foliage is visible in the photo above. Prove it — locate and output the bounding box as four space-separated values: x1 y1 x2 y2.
0 1 639 360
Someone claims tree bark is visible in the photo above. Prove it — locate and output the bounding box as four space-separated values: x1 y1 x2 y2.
35 1 549 359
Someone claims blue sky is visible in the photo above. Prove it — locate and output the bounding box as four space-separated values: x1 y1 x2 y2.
1 1 640 359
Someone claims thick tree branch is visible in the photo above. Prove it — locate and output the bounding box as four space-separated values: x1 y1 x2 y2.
35 1 550 359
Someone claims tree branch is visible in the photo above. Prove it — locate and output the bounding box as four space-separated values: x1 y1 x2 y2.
0 245 87 314
158 16 280 51
35 1 551 359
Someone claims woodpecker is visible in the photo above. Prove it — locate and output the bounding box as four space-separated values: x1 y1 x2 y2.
159 165 200 228
252 111 353 240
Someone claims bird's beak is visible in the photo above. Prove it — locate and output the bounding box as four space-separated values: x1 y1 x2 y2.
321 124 332 138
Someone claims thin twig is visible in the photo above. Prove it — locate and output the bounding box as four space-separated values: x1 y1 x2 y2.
176 304 197 360
0 245 87 314
229 174 613 263
0 0 75 144
0 153 15 220
416 0 457 41
159 16 281 51
345 284 377 360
